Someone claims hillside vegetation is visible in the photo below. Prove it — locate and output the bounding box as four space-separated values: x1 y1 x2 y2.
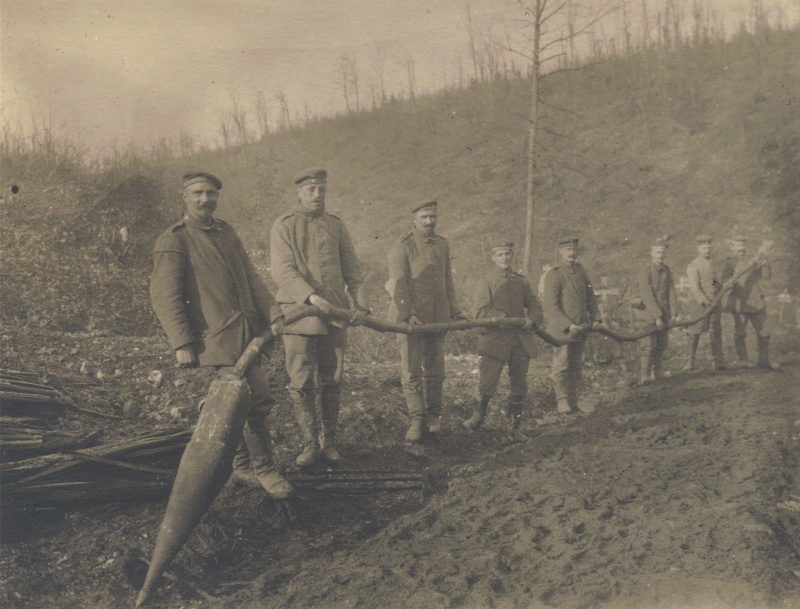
2 29 798 342
181 29 800 306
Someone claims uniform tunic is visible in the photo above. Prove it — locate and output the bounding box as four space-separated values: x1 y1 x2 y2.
474 267 543 400
474 267 543 361
685 255 722 335
636 262 678 357
270 206 364 335
387 230 462 324
150 216 281 367
721 256 771 339
270 205 365 395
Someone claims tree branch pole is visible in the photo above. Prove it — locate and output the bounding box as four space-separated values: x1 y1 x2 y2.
245 251 768 374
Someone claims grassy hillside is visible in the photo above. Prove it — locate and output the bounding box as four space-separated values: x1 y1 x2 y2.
167 29 799 315
2 29 798 341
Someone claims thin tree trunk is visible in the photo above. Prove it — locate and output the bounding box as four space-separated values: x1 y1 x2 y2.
522 1 542 276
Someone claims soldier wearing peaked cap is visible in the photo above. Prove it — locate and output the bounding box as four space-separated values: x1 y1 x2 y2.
683 235 726 371
720 236 778 369
150 171 293 499
542 237 601 414
270 167 369 467
386 199 469 455
635 237 678 384
464 240 543 442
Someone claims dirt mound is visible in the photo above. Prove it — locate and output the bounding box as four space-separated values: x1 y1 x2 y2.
222 368 800 609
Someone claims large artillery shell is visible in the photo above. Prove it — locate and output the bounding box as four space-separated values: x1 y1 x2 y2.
136 377 250 607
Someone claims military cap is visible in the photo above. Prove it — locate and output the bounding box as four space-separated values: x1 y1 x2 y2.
651 237 670 248
558 237 579 247
695 235 713 244
491 240 515 253
411 200 438 214
730 235 747 243
183 171 222 190
294 167 327 187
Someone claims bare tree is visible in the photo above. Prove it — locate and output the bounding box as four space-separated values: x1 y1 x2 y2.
512 0 624 275
371 42 389 106
275 90 290 132
254 91 270 139
337 51 361 114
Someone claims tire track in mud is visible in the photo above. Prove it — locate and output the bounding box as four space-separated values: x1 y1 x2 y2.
228 367 800 609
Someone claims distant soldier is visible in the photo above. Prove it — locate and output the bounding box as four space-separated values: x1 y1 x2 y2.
150 171 292 499
464 240 543 442
270 168 369 467
721 236 778 369
387 200 468 456
635 237 678 384
542 237 601 414
683 235 726 371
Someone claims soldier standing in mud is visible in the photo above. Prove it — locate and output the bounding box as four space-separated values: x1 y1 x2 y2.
635 237 678 384
542 237 601 414
270 168 369 467
683 235 726 372
464 240 543 442
149 171 293 499
720 236 778 370
387 200 468 457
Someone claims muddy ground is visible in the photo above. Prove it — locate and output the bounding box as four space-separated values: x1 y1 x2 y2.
1 323 799 609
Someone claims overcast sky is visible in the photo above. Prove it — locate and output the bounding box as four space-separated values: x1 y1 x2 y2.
2 0 797 153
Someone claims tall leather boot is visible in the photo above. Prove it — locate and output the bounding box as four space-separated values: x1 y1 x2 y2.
463 395 490 432
651 352 671 379
243 416 293 499
425 381 444 434
682 335 700 371
320 387 341 463
554 375 571 414
292 393 321 467
639 354 653 385
507 400 528 443
734 334 748 364
231 440 258 487
711 330 726 371
404 389 426 443
757 336 779 370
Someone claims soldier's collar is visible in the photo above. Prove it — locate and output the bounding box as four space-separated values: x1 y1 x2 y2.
293 204 325 217
413 228 436 242
183 215 220 230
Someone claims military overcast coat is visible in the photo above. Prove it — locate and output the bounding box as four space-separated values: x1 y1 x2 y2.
386 230 462 324
720 256 770 313
542 263 600 335
270 205 364 335
474 266 543 360
150 216 281 367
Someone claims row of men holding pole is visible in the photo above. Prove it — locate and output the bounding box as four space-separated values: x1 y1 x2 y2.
149 168 777 500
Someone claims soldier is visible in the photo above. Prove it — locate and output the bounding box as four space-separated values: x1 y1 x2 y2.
387 200 468 456
464 240 543 442
636 237 678 384
683 235 726 372
270 168 369 467
542 237 601 414
721 236 778 369
150 171 292 499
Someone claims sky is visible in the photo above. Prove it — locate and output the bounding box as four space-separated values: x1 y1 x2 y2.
2 0 798 153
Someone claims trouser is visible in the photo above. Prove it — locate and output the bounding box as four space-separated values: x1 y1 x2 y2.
284 328 347 444
217 363 277 476
687 305 723 364
551 340 585 406
398 332 446 420
640 326 669 375
478 347 530 402
731 310 770 360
